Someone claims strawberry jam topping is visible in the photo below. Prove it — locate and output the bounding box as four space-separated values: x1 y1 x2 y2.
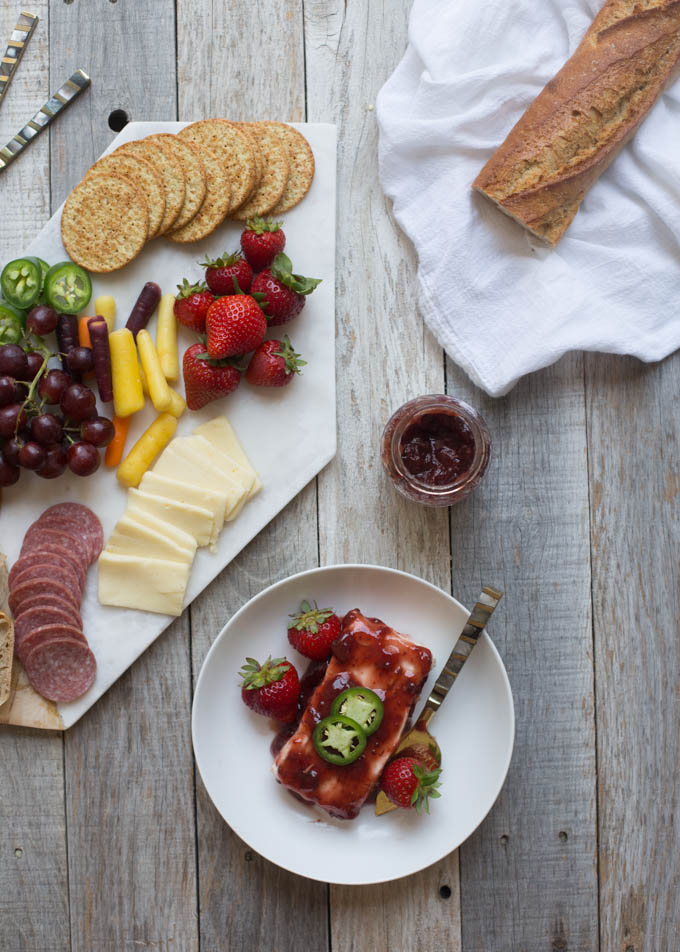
273 609 432 819
399 411 475 486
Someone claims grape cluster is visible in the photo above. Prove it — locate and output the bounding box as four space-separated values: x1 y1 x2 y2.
0 310 114 486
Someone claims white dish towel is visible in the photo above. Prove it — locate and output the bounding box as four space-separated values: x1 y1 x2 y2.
376 0 680 396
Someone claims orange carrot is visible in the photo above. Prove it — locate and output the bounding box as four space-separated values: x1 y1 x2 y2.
105 415 131 468
78 316 93 348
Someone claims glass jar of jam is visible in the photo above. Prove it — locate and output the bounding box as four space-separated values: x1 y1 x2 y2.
381 395 491 507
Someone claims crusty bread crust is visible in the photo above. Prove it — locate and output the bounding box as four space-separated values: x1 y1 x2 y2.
473 0 680 245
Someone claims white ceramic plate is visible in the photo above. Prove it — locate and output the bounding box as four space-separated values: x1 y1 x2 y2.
192 564 514 884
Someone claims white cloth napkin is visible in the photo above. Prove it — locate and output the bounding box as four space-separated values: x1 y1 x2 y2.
376 0 680 396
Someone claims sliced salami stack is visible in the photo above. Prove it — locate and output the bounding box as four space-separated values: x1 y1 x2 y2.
8 503 103 704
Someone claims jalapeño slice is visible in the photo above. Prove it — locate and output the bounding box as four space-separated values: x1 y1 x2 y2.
44 261 92 314
1 257 42 310
313 714 367 766
0 297 26 345
330 687 384 737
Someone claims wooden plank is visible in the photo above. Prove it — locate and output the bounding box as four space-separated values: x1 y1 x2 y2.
176 1 328 947
47 3 198 950
190 489 329 952
304 1 461 947
586 351 680 949
0 4 71 950
448 355 599 951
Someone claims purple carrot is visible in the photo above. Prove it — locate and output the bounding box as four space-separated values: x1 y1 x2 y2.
126 282 161 338
56 313 79 375
87 316 113 402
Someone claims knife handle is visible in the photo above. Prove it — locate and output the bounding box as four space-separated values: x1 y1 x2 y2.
422 585 503 720
0 11 39 112
0 68 90 172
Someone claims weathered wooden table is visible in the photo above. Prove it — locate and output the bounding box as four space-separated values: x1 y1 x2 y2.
1 2 678 949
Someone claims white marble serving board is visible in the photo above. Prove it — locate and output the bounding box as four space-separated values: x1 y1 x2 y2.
0 121 336 728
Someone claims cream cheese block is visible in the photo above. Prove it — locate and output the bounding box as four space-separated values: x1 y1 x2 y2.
140 471 227 544
106 513 196 563
152 445 246 523
193 417 262 497
127 487 214 548
98 552 191 616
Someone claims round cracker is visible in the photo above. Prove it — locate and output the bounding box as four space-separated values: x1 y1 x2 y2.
145 133 207 231
179 119 255 214
232 122 290 220
265 122 315 213
167 120 241 243
116 139 185 234
86 152 165 237
61 172 149 273
235 122 263 194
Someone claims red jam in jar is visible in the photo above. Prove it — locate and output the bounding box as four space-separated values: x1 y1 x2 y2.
381 395 491 506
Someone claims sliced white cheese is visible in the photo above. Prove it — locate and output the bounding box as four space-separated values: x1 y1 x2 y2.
106 513 196 564
169 436 255 520
98 552 190 616
152 444 246 522
127 487 214 548
140 471 227 543
193 417 262 497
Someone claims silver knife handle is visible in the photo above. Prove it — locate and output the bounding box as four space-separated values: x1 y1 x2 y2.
0 68 90 172
0 11 39 112
423 585 503 717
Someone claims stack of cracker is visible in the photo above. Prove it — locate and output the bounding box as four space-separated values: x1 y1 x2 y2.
61 119 315 274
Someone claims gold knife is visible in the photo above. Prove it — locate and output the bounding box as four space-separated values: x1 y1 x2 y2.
375 585 503 815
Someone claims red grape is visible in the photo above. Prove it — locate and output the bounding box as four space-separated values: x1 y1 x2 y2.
39 368 71 404
67 441 100 476
66 346 94 373
24 351 46 381
0 455 20 486
1 436 21 466
0 344 27 379
36 444 67 479
17 440 45 470
27 304 58 336
30 412 63 445
80 416 115 447
0 376 20 407
0 403 27 438
60 383 96 422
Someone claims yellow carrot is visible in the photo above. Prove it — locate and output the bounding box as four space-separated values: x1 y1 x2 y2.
105 415 131 468
94 295 116 332
117 412 177 488
109 328 144 418
156 293 179 382
137 329 172 412
165 387 186 419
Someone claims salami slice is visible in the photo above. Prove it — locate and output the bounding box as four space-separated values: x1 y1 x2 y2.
38 504 103 563
16 624 87 661
14 595 83 628
10 547 86 589
14 610 84 646
10 561 84 598
22 636 96 703
21 526 90 567
9 578 81 616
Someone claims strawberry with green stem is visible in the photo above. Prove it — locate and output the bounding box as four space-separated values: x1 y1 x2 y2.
287 599 341 661
240 217 286 272
174 279 214 333
380 756 442 813
239 656 300 722
250 253 321 326
183 341 242 411
245 336 306 388
200 251 253 296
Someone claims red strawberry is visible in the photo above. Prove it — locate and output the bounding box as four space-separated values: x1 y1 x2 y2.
205 295 267 359
174 279 214 333
239 656 300 723
200 251 253 295
240 217 286 271
380 756 442 813
245 336 306 388
183 341 241 410
250 253 321 326
287 600 341 661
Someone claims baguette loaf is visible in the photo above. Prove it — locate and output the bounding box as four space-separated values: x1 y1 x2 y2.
473 0 680 245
